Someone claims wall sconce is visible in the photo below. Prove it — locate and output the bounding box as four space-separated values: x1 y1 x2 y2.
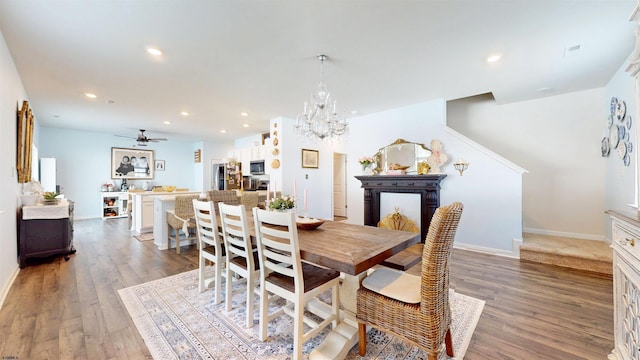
453 159 469 176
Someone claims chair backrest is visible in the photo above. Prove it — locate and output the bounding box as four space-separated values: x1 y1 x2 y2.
252 208 303 293
420 202 463 313
192 199 223 251
218 203 255 271
241 191 259 209
174 195 200 218
207 190 240 212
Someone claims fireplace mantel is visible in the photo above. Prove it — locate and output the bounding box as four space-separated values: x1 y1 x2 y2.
355 174 447 242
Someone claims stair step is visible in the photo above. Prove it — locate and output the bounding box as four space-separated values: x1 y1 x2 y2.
520 233 612 275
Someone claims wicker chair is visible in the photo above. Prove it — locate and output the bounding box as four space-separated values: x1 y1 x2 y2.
207 190 240 213
356 202 464 360
193 199 226 303
252 207 340 360
166 194 200 254
240 191 259 210
218 203 260 328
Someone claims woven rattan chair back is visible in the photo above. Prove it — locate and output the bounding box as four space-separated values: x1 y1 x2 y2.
192 199 226 304
357 201 463 360
240 191 259 210
207 190 240 213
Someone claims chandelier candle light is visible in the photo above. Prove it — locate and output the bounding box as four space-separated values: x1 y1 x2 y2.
295 54 349 141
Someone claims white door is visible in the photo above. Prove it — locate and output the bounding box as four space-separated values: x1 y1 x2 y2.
333 153 347 217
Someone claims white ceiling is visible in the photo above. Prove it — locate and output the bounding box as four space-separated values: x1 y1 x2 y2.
0 1 635 143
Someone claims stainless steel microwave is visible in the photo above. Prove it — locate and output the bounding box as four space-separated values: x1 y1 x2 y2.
249 160 265 175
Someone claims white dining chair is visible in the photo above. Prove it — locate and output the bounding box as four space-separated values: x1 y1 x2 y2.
252 208 340 360
192 199 226 304
218 203 260 328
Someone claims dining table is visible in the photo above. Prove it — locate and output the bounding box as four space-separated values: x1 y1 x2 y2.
214 211 421 359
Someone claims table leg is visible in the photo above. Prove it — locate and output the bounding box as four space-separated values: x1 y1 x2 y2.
308 271 367 360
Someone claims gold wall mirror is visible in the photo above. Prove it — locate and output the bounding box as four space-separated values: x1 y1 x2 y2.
374 138 431 174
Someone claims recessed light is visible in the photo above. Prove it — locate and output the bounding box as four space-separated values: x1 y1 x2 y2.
220 130 227 134
536 87 553 92
240 112 249 117
486 54 502 63
84 93 97 99
164 121 171 125
243 124 249 128
351 110 358 115
180 111 189 116
146 47 163 56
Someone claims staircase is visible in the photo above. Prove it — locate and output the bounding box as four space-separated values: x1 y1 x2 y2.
520 233 612 275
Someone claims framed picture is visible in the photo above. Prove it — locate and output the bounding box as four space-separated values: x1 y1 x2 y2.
155 160 165 171
302 149 319 168
111 147 155 179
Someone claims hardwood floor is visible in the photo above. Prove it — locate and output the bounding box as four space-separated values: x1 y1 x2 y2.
0 218 613 359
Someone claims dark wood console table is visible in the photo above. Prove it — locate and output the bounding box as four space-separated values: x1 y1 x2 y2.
355 175 446 243
18 199 75 268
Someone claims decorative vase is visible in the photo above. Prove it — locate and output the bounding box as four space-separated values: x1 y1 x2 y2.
361 164 373 175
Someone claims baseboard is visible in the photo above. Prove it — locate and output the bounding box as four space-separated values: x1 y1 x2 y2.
523 228 605 242
454 238 522 259
0 265 20 311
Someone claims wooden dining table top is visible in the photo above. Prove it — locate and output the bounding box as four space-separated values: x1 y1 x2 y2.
217 211 421 276
295 220 420 275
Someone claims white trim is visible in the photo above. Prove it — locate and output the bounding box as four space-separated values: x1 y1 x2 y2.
453 239 522 259
0 265 20 310
444 127 529 174
523 227 605 241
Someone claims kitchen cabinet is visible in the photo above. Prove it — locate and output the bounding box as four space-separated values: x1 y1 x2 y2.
101 191 128 219
131 191 200 235
607 210 640 360
251 145 265 160
19 199 75 268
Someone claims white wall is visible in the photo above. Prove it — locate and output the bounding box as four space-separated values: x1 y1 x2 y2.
448 88 607 240
0 30 28 308
39 127 202 219
345 99 526 254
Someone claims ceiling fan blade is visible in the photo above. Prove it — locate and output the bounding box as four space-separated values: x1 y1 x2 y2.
115 135 137 139
147 138 167 142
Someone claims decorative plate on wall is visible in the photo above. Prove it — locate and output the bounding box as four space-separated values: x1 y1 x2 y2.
603 96 633 166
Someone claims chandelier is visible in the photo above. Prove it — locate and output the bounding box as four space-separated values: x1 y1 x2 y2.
295 54 348 141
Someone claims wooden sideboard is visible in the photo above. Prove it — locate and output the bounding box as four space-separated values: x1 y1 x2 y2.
607 210 640 360
18 199 75 268
355 174 446 242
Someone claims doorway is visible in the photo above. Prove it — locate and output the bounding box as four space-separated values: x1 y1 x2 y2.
333 153 347 219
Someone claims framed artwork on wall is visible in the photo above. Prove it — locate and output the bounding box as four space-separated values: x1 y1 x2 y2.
155 160 165 171
111 147 154 179
302 149 319 168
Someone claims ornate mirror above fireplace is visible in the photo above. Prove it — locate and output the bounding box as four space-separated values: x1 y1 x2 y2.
374 138 431 174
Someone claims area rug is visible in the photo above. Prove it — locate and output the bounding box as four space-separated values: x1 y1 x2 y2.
119 268 484 359
134 233 154 242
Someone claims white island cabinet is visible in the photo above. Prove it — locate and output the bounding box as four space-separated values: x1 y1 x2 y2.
608 210 640 360
131 191 200 235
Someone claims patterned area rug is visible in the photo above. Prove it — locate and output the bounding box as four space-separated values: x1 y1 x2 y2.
134 233 154 242
119 268 484 359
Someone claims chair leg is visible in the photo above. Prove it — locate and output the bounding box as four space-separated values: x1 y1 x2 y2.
198 250 206 293
225 265 233 311
246 275 254 328
293 301 304 360
259 280 268 341
358 322 367 356
428 353 439 360
445 328 454 357
214 260 222 304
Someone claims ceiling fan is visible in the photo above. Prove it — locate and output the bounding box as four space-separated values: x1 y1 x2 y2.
115 129 167 146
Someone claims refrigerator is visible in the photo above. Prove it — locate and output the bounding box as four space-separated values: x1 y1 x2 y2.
212 162 242 190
